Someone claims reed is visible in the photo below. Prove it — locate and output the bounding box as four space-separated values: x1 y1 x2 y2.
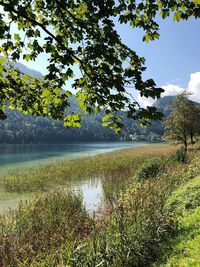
2 144 178 193
0 191 92 267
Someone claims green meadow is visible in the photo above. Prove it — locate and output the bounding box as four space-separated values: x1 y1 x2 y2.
0 143 200 266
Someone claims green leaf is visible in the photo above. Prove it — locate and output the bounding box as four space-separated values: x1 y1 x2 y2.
193 0 200 5
14 33 20 42
0 57 6 65
41 89 51 98
173 12 181 21
8 104 15 110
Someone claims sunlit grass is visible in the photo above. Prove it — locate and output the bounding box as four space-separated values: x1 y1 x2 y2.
153 175 200 267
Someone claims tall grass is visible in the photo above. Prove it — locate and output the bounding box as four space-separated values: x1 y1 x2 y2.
22 173 179 267
0 191 92 267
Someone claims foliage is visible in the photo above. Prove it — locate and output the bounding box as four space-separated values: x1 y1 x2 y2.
164 93 200 150
1 1 200 129
136 158 161 181
167 147 187 164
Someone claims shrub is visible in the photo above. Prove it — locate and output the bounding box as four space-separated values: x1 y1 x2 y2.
167 147 187 164
136 158 161 181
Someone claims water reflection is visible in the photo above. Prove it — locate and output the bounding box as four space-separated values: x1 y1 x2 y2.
0 141 151 213
71 178 103 214
0 178 104 215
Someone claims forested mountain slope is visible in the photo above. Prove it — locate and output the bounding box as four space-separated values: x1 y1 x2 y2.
0 95 176 144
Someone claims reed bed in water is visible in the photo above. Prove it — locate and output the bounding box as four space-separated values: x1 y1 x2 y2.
2 144 178 192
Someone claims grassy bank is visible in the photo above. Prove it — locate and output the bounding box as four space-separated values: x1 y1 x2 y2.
153 175 200 267
0 144 200 266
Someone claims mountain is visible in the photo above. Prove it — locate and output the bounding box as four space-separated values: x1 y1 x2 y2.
153 95 175 109
0 94 175 144
12 61 43 79
144 96 176 140
1 57 43 79
153 95 175 115
0 101 126 144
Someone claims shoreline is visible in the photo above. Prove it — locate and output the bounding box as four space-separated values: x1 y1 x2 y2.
0 141 154 174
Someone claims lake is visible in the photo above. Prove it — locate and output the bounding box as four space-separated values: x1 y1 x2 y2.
0 141 149 170
0 141 150 213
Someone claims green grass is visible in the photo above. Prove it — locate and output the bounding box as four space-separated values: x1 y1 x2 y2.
153 175 200 267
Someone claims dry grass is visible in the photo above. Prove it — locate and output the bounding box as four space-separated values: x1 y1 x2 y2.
2 144 178 193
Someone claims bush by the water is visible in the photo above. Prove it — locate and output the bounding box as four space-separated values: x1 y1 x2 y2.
167 147 187 164
136 158 161 181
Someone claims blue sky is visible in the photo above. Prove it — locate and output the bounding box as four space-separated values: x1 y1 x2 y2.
17 16 200 105
114 17 200 105
117 17 200 88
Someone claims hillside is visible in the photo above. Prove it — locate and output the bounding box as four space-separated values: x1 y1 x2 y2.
153 95 175 115
0 106 124 143
0 96 176 144
12 61 43 79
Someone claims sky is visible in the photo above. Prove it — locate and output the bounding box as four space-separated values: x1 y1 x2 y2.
14 14 200 106
115 17 200 106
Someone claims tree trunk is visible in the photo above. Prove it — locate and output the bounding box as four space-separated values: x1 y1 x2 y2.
183 135 187 151
190 133 195 145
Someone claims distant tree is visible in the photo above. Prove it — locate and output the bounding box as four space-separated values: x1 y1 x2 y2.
164 93 200 151
0 1 200 130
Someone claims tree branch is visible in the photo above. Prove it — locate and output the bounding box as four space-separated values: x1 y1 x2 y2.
0 1 93 79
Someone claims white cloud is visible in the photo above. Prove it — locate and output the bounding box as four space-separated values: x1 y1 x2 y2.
137 71 200 107
137 84 185 107
161 84 185 97
188 72 200 102
137 95 156 107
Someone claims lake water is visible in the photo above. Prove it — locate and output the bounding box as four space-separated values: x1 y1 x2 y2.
0 141 150 213
0 141 149 170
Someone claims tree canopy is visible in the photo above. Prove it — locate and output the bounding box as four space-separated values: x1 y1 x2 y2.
164 93 200 150
0 0 200 131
